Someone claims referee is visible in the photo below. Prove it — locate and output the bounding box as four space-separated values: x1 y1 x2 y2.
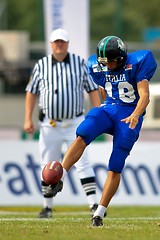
23 28 101 218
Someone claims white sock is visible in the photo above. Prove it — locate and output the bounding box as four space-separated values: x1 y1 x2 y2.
43 197 53 209
61 168 67 181
93 205 106 218
86 194 97 208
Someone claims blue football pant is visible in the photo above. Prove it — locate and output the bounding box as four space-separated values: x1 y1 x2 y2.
76 104 143 173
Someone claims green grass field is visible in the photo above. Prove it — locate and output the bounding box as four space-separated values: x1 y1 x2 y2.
0 206 160 240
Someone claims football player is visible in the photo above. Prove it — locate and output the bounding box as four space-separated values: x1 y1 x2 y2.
45 36 157 226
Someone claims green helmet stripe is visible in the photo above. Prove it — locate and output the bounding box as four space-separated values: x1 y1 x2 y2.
103 36 114 57
98 38 107 57
98 36 115 57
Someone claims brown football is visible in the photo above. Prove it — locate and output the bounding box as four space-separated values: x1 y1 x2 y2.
42 161 63 185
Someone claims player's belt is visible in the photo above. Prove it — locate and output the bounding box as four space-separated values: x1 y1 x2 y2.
49 112 83 127
55 112 83 122
39 110 83 122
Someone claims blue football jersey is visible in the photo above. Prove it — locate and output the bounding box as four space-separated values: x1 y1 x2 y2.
88 50 157 105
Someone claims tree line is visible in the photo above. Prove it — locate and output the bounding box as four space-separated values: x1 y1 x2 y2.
4 0 160 42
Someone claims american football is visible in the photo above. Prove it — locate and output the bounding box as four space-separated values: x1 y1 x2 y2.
42 161 63 185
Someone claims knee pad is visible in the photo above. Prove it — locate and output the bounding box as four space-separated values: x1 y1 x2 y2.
76 120 96 145
108 147 129 173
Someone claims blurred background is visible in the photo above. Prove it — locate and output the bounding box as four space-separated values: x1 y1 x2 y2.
0 0 159 206
0 0 160 140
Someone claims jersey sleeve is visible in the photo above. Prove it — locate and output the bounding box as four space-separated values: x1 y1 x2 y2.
82 58 99 93
88 54 106 88
135 50 157 82
25 62 40 94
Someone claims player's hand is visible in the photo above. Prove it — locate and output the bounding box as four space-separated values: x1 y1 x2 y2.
23 120 35 134
121 114 139 129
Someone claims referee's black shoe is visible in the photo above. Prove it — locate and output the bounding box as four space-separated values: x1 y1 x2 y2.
38 207 52 218
92 216 103 226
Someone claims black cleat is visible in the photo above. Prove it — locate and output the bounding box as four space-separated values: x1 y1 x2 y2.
45 180 63 197
90 203 98 216
38 207 52 218
92 216 103 226
90 203 107 217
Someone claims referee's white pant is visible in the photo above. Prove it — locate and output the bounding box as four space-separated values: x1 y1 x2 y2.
39 115 95 180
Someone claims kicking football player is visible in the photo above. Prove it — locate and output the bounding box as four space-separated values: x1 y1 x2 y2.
46 36 157 226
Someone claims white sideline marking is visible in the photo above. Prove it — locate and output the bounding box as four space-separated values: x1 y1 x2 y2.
0 211 160 221
0 211 88 216
0 217 160 221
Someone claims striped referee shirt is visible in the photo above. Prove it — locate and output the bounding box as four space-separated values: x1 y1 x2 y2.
26 53 98 120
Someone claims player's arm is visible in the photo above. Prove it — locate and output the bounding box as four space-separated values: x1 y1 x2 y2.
23 92 37 133
132 80 150 116
99 87 107 102
88 89 101 107
121 80 150 129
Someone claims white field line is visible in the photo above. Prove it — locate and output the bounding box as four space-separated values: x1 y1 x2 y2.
0 218 160 222
0 212 160 222
0 211 88 215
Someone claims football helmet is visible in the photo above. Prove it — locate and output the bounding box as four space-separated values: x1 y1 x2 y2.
97 36 127 68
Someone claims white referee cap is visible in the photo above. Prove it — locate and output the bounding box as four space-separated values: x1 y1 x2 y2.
50 28 69 42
